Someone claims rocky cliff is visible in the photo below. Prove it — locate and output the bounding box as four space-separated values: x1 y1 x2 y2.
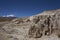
0 9 60 40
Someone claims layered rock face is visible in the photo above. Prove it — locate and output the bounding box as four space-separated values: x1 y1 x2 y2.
28 9 60 38
0 9 60 40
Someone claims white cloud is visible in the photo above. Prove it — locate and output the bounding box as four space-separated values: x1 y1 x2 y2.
3 14 15 17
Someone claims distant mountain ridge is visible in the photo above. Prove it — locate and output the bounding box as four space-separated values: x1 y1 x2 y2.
0 17 16 22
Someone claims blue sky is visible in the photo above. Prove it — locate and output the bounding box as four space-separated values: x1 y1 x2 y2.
0 0 60 17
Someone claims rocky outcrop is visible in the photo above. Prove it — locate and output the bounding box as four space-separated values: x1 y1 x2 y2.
28 9 60 38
